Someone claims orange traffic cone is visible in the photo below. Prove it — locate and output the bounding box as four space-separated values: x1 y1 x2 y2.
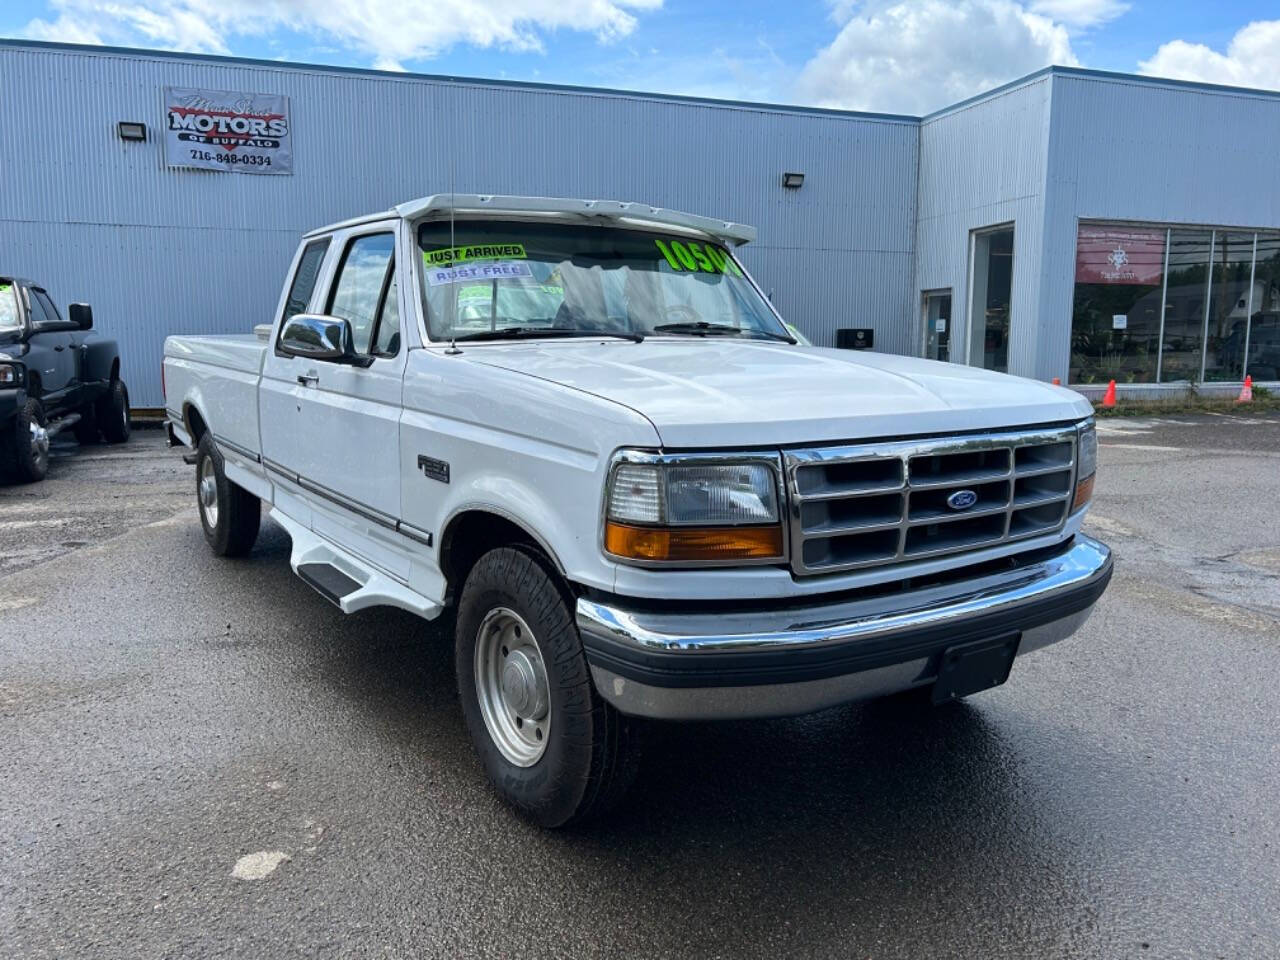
1236 375 1254 404
1101 380 1117 408
1051 377 1061 386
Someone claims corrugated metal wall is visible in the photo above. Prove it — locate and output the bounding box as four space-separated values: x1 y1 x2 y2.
912 75 1054 379
1039 73 1280 380
0 42 918 406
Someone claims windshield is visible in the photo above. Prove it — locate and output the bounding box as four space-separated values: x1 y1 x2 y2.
417 220 789 342
0 282 19 333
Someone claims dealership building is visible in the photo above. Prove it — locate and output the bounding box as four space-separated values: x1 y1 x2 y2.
3 38 1280 408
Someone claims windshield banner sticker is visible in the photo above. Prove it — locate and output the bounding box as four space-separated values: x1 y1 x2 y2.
164 87 292 175
423 244 527 268
426 261 533 287
654 239 742 276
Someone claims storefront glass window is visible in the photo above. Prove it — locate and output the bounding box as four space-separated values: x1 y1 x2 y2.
1247 235 1280 380
1205 233 1256 382
1157 230 1213 382
1070 224 1165 384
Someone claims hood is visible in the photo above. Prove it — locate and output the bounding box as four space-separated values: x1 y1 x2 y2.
462 340 1092 448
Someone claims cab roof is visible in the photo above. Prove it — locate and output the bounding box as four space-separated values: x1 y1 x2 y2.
304 194 757 245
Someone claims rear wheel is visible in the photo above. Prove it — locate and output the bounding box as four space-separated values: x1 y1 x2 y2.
455 547 640 827
97 379 130 444
195 432 260 556
2 398 50 483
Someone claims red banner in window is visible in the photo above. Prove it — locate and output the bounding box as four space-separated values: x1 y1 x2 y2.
1075 226 1165 285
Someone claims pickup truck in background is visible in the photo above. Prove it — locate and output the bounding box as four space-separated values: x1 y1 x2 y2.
1 277 130 482
163 195 1112 827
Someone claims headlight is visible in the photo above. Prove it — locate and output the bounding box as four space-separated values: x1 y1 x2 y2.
1072 420 1097 512
604 454 785 564
0 363 19 387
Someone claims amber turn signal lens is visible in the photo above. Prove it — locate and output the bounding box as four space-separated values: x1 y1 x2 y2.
1072 474 1095 512
604 522 784 562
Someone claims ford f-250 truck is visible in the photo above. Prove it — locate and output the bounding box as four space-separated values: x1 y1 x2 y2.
163 195 1112 827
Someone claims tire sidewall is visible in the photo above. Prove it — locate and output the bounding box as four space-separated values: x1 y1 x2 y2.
455 549 596 827
14 399 49 482
99 380 130 444
196 433 231 552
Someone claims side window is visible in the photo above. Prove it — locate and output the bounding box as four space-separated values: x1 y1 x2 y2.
372 269 401 357
33 290 63 325
283 238 330 323
25 288 51 326
327 233 395 356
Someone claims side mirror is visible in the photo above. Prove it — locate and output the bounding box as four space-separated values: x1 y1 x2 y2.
277 314 371 367
69 303 93 330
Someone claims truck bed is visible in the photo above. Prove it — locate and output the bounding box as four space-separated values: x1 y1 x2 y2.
164 333 267 464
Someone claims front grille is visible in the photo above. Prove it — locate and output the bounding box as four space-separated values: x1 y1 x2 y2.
785 426 1078 576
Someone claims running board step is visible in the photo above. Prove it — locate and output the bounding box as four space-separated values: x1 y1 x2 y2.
269 507 444 620
297 563 361 607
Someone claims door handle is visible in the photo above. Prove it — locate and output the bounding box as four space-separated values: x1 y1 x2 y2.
297 373 318 386
54 345 64 352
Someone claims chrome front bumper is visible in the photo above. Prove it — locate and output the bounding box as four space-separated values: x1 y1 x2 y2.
577 534 1112 720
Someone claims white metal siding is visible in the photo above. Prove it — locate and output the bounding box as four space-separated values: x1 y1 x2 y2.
0 43 918 405
912 76 1054 379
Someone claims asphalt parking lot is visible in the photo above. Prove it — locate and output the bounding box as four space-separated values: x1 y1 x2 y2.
3 417 1279 959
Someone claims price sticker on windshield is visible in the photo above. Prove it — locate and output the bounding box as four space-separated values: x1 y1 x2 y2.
654 239 742 276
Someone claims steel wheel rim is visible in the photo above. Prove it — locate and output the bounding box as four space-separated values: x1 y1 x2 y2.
198 457 218 528
29 421 49 472
474 607 551 767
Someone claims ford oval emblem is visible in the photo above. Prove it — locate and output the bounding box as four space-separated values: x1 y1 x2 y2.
946 489 978 511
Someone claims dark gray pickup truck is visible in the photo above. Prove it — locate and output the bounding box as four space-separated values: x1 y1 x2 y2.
0 277 130 483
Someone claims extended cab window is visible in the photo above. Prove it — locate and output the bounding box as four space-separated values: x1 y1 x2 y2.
284 238 330 323
327 232 397 356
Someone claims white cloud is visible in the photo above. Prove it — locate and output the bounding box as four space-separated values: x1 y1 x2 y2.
1138 20 1280 92
797 1 1078 115
1027 0 1127 30
20 0 663 66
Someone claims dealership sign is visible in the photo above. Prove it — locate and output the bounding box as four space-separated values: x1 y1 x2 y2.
164 87 292 175
1075 225 1164 284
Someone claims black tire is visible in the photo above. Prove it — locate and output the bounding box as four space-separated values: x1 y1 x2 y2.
195 432 260 557
97 379 130 444
1 398 50 483
455 547 640 828
73 404 100 444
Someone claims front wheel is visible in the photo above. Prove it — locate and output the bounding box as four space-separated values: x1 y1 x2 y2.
455 547 640 827
195 433 260 556
2 398 50 483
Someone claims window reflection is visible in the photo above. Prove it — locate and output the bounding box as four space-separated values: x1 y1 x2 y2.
1159 230 1212 382
1206 233 1256 382
1247 236 1280 381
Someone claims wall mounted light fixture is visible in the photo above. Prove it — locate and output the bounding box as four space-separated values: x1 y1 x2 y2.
782 171 804 189
117 121 147 142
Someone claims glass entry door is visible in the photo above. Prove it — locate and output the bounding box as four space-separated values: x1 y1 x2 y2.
968 226 1015 372
923 290 951 362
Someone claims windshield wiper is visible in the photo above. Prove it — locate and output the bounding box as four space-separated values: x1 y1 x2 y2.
652 321 796 343
451 327 644 343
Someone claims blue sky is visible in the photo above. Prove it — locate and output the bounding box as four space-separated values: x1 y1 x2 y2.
4 1 1278 114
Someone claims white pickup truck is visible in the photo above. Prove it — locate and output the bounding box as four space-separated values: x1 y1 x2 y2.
164 194 1112 827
